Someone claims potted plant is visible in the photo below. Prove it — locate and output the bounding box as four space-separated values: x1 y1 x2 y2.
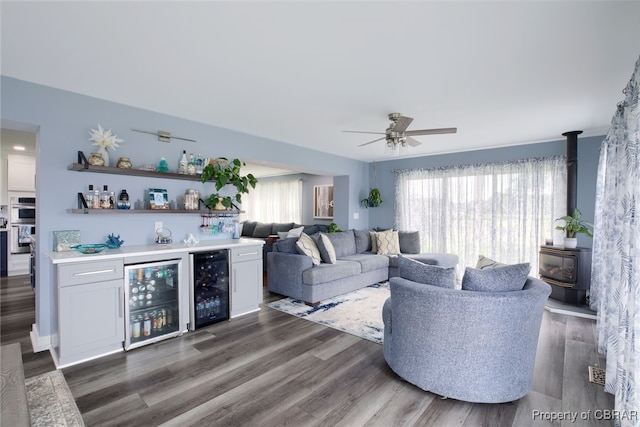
200 158 257 210
555 208 593 248
361 188 382 208
327 222 342 233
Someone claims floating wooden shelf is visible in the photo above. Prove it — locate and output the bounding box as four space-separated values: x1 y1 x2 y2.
67 162 207 182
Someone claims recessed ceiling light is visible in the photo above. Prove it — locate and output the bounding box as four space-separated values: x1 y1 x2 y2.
13 145 26 151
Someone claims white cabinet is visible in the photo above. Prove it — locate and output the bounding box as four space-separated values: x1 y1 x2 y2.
230 245 262 318
7 154 36 192
54 259 124 367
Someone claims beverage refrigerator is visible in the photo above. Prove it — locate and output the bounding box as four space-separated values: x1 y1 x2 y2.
189 250 230 330
124 259 182 350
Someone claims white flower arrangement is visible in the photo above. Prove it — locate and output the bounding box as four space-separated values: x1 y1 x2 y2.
88 124 124 150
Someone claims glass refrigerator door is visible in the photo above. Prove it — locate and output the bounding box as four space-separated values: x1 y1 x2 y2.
124 259 182 350
191 251 229 329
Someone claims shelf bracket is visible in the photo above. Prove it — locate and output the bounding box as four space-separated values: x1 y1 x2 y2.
77 151 89 169
77 192 88 209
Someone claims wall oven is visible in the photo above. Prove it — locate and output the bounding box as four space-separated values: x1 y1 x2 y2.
10 195 36 224
11 224 35 254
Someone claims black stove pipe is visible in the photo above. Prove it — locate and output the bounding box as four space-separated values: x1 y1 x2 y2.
562 130 582 216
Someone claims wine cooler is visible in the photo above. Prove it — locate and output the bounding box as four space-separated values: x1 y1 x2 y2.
189 250 230 330
124 259 183 350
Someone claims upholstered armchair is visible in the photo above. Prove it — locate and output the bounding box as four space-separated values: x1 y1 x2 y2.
382 273 551 403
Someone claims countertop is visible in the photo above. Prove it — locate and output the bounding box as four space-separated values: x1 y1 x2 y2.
48 237 264 264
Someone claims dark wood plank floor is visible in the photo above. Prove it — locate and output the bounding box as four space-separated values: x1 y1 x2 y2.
1 275 614 426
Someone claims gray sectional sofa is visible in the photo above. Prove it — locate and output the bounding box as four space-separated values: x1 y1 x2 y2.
267 229 458 304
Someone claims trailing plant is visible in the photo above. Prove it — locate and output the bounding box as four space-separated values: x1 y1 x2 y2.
361 188 382 208
200 158 257 210
555 208 593 238
327 222 342 233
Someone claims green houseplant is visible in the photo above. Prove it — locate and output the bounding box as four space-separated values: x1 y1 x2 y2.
361 188 382 208
200 158 257 210
555 208 593 248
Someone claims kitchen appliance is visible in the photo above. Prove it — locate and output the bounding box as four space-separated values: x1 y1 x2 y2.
124 259 182 350
189 250 229 330
9 195 36 224
10 224 35 254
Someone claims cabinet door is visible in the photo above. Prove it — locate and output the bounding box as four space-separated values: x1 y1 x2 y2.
230 258 262 318
58 279 124 366
7 154 35 192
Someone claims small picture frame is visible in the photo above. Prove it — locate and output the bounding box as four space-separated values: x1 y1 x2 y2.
149 188 170 210
313 185 334 219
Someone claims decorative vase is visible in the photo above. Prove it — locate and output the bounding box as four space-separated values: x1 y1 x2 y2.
97 146 110 167
88 152 105 166
116 157 132 169
564 237 578 248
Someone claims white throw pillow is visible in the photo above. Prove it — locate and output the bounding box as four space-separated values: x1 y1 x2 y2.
376 230 400 255
295 233 321 266
287 226 304 238
318 233 337 264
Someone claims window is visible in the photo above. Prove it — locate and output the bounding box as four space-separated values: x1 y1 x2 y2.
395 156 567 274
242 179 303 224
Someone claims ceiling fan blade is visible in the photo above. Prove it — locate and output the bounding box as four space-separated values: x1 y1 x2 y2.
406 137 422 147
358 136 386 146
343 130 386 135
392 116 413 133
405 127 457 136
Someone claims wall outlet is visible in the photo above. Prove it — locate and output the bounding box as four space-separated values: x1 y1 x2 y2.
155 221 163 232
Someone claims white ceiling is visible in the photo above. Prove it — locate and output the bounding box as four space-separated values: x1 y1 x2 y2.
2 1 639 163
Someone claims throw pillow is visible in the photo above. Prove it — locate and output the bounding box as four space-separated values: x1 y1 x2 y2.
317 233 337 264
252 222 272 238
295 233 322 266
369 231 379 253
398 255 456 289
241 221 257 237
461 263 531 292
354 229 372 253
277 231 289 240
286 226 304 238
376 230 401 255
398 231 421 254
475 255 508 270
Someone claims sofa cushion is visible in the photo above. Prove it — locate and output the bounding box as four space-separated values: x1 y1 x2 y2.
398 255 456 289
475 255 508 269
340 254 389 273
398 231 421 254
302 260 362 285
324 230 357 258
461 263 531 292
287 226 305 238
272 222 295 234
317 233 337 264
252 222 273 238
354 229 372 254
376 230 401 255
295 233 322 266
242 221 257 237
274 237 298 254
369 231 379 253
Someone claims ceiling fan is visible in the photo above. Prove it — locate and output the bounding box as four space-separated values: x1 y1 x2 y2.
343 112 457 148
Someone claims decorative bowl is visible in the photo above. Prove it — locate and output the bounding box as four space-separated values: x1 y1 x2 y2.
71 244 107 254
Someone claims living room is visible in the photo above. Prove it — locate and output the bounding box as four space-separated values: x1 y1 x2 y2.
2 1 639 425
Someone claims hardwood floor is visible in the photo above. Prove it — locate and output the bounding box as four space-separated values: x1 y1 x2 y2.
1 275 614 426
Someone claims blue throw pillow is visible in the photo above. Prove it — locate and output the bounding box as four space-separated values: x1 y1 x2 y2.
398 255 456 289
461 263 531 292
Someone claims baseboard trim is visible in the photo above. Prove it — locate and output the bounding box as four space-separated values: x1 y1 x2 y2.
30 324 51 353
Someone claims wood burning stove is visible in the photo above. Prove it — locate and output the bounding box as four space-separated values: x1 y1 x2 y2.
539 245 591 305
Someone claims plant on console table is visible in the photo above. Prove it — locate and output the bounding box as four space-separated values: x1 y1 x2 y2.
555 208 593 249
200 158 257 210
361 188 382 208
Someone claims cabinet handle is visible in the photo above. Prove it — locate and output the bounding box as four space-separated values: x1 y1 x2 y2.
73 268 115 277
118 287 123 318
238 252 258 257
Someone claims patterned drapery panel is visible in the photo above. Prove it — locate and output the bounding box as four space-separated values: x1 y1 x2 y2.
394 156 567 276
591 55 640 425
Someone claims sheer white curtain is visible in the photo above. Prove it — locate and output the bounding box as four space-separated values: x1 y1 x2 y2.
590 56 640 425
394 156 567 274
242 179 303 223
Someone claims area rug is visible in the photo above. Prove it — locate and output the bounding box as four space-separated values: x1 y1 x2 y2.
26 370 85 427
266 282 389 344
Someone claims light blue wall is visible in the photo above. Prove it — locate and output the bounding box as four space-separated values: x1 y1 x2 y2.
1 76 369 337
368 135 603 248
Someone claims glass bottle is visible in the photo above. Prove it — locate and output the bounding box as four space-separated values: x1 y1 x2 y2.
195 154 203 175
178 150 188 174
100 185 110 209
86 184 95 208
187 154 196 175
93 186 100 209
